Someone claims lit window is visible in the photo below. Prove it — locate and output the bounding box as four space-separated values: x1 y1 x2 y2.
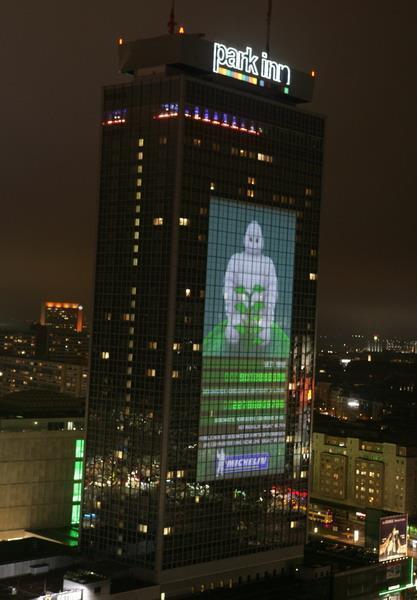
104 312 112 321
159 136 167 144
128 340 134 349
184 316 192 324
167 471 174 479
173 343 182 351
193 343 201 351
131 287 137 295
127 367 132 375
176 470 185 478
290 521 297 529
185 288 191 297
138 138 144 147
247 176 256 185
210 182 216 191
128 353 133 362
305 187 313 196
136 178 142 187
310 248 317 257
179 217 189 226
136 192 142 200
257 152 273 163
148 341 158 350
172 370 180 378
247 189 255 198
199 290 205 299
133 245 139 253
193 138 201 146
135 218 140 226
137 165 143 173
309 273 317 281
239 149 247 157
135 205 140 213
129 327 135 335
132 258 138 266
153 217 163 226
163 527 172 535
138 524 148 533
146 368 156 377
199 207 208 216
101 351 110 359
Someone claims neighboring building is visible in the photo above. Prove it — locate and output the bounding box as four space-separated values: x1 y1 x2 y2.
310 416 417 546
82 33 324 595
0 390 84 533
0 355 88 398
0 329 37 357
40 301 84 332
46 329 90 364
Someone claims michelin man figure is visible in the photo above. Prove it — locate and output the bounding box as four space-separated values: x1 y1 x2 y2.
224 221 277 346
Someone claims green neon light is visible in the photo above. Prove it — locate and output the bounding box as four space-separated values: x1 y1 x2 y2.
73 460 83 480
225 399 285 410
378 557 414 596
71 503 81 525
224 372 286 384
284 87 289 94
72 482 82 503
379 582 414 596
75 439 85 458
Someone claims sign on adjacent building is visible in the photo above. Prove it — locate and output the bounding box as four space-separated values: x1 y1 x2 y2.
379 514 408 562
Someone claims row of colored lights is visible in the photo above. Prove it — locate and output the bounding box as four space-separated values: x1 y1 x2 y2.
102 109 127 126
154 104 262 136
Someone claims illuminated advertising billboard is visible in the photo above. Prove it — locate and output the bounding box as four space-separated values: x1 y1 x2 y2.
379 514 408 562
197 198 296 481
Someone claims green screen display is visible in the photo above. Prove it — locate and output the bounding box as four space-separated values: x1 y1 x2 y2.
197 198 296 480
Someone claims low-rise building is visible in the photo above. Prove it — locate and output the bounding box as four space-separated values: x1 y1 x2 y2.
0 390 85 534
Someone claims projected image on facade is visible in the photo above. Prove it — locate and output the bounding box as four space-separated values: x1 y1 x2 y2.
197 198 296 481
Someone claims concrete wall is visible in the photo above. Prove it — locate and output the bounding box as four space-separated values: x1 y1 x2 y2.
0 430 82 530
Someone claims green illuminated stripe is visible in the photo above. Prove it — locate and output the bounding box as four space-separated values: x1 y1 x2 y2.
73 460 83 480
75 439 85 458
225 399 285 410
71 503 81 525
224 372 286 383
72 482 82 503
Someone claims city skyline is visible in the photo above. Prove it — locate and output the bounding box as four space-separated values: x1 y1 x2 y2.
1 0 416 337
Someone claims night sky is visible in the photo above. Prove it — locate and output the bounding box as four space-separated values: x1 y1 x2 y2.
1 0 416 336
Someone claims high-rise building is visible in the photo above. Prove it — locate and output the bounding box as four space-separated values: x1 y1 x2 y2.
82 33 324 594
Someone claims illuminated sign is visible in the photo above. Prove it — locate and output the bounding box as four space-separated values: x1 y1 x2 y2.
213 42 291 88
379 514 408 562
35 591 82 600
196 198 296 481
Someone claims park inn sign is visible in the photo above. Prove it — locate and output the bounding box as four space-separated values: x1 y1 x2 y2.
213 42 291 86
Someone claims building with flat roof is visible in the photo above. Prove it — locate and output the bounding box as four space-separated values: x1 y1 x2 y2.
82 31 324 595
40 302 84 333
0 390 85 536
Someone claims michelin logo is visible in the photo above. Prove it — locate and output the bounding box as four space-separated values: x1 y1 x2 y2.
216 451 269 476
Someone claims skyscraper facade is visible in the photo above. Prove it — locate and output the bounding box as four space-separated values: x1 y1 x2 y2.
82 33 324 592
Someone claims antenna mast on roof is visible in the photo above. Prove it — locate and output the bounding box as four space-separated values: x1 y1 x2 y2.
266 0 272 54
168 0 177 35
